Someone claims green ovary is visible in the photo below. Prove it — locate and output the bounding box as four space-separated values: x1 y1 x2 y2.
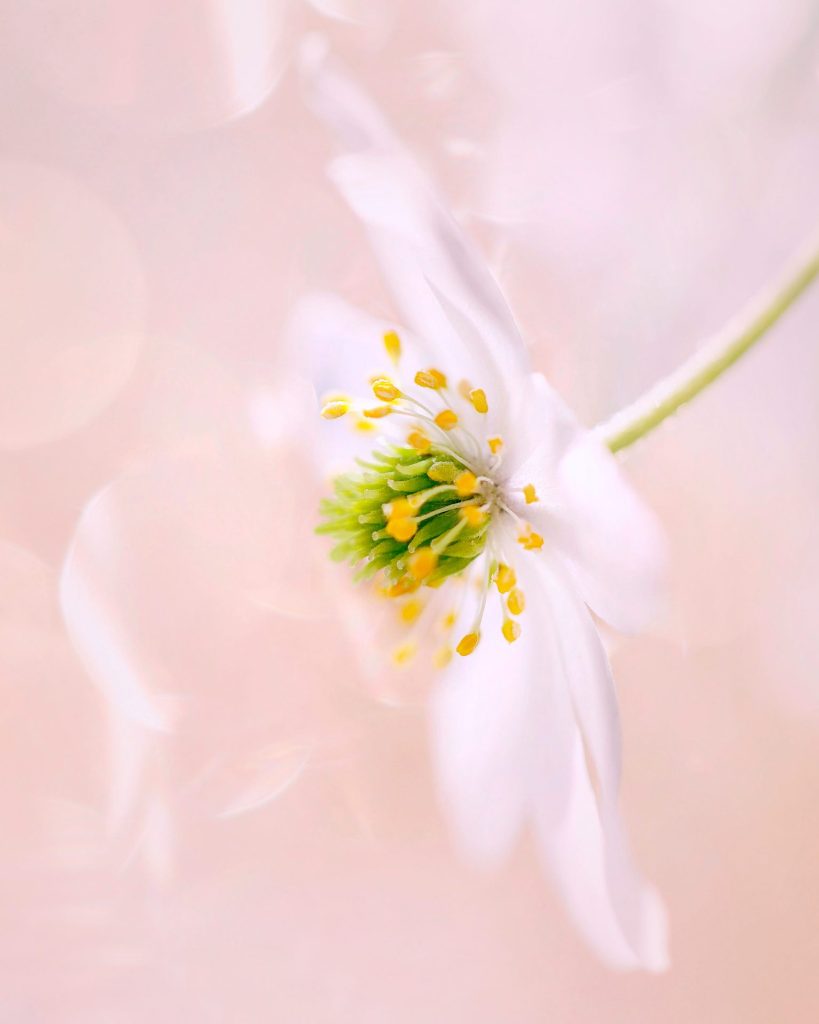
317 446 489 588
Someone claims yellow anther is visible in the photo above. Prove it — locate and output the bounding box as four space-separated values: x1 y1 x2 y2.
388 577 419 598
502 619 521 643
383 330 402 364
414 367 447 389
488 436 504 455
320 399 349 419
435 409 459 431
387 517 417 542
363 405 393 419
456 632 480 656
408 547 438 580
518 528 544 551
400 598 423 625
523 483 538 504
495 564 516 594
384 497 412 519
460 505 486 528
457 379 473 400
442 610 457 630
433 646 453 669
507 588 526 616
372 377 400 402
355 418 376 432
392 641 417 666
455 470 478 497
468 388 488 414
408 430 432 452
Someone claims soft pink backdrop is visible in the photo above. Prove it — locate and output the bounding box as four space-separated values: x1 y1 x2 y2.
1 1 818 1020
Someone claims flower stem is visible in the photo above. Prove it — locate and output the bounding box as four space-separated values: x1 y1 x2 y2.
598 233 819 453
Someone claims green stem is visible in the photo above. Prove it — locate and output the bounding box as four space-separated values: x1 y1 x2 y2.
598 233 819 453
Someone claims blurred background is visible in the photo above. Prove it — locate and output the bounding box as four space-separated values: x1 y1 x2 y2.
1 1 818 1020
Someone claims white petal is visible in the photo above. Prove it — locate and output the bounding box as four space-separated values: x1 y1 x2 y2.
509 410 666 634
530 556 669 971
287 291 415 401
285 292 429 474
534 733 669 972
429 556 574 868
300 39 530 430
554 435 666 633
535 557 622 801
60 512 170 733
497 370 582 485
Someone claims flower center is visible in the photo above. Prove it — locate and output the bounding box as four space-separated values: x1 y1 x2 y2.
317 445 492 591
316 329 544 666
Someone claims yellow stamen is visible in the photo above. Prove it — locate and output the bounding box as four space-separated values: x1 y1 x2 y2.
320 400 349 419
363 405 393 419
468 388 488 414
495 564 516 594
384 497 412 519
355 418 376 432
456 632 480 656
388 577 419 598
372 377 400 402
400 598 423 625
523 483 538 504
488 436 503 454
383 330 402 364
460 505 486 527
435 409 458 431
507 588 526 616
441 610 457 631
502 619 521 643
454 470 477 497
518 528 544 551
414 368 447 389
387 517 417 542
407 430 431 452
407 547 438 580
392 641 417 666
433 646 453 669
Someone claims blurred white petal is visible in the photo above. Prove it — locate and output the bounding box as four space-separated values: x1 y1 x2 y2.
215 741 313 819
534 735 669 972
60 501 171 733
533 556 668 970
7 0 289 131
300 39 530 428
432 545 667 970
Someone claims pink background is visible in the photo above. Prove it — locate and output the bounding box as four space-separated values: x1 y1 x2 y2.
2 1 818 1020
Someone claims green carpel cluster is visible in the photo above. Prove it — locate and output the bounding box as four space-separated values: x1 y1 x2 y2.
317 446 489 588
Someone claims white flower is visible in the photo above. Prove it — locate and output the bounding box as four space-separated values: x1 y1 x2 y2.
295 39 669 971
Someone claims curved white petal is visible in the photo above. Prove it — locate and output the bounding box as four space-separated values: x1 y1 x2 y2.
553 435 666 634
508 398 666 634
60 512 170 733
431 538 668 970
430 555 574 868
534 734 669 972
497 371 582 487
531 555 669 971
300 38 530 433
